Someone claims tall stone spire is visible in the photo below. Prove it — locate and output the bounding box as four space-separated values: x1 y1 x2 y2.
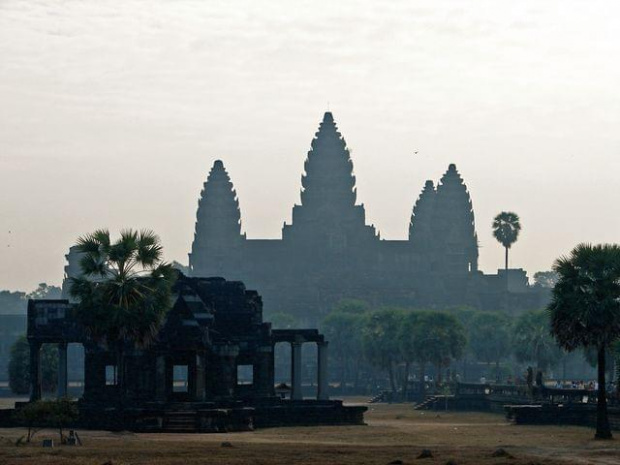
190 160 245 277
409 180 436 248
283 112 376 246
432 164 478 272
299 112 357 210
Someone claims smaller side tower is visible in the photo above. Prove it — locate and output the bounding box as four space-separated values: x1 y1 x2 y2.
432 164 478 274
189 160 246 278
409 180 437 262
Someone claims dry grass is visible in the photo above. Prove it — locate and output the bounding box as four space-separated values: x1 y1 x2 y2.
0 398 27 410
0 400 619 464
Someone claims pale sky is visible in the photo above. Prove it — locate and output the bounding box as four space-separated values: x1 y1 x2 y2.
1 0 619 291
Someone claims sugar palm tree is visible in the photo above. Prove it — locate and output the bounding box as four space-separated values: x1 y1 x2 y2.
548 243 620 440
69 229 175 400
492 212 521 270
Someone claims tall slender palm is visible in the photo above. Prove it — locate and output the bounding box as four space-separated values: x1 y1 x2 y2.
492 212 521 270
69 229 175 400
548 243 620 440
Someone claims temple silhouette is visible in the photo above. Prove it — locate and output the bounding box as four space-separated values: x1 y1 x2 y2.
189 112 546 322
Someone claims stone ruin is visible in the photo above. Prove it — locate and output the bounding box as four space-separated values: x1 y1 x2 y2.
17 274 366 432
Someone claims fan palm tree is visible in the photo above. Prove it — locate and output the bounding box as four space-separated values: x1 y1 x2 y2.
548 243 620 440
492 212 521 270
69 229 175 400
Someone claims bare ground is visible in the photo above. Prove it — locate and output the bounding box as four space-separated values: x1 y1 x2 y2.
0 399 618 464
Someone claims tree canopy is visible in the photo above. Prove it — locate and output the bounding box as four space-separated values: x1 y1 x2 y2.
548 243 620 440
469 312 511 369
69 229 175 349
513 310 562 371
492 211 521 269
69 229 175 401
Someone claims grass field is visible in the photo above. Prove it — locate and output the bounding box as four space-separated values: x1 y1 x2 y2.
1 399 619 464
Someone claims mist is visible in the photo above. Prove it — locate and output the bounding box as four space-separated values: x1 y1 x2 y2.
1 0 619 290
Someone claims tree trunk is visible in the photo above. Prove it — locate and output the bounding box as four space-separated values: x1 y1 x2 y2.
340 353 346 395
419 363 426 400
436 363 443 386
354 357 361 392
495 359 500 383
562 354 567 381
402 362 410 401
388 361 397 397
505 247 509 271
117 345 125 406
595 345 612 440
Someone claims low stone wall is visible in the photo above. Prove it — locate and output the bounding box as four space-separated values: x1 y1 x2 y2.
253 400 366 428
506 404 620 431
80 399 365 432
1 398 366 433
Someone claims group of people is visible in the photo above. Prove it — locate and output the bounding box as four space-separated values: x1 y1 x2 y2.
554 380 599 390
499 366 545 388
494 367 617 394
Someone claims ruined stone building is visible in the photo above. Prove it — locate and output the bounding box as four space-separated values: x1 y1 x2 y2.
189 112 547 322
22 274 364 432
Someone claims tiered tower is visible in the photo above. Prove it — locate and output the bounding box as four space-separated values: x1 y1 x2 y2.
282 112 376 249
431 164 478 274
409 180 437 261
189 160 245 277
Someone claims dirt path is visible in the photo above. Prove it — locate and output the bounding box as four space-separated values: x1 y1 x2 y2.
1 404 619 464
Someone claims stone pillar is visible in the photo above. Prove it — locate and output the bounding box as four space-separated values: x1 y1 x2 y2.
155 355 167 402
291 342 303 400
317 341 329 400
29 341 42 402
215 345 239 398
256 345 274 397
194 353 207 402
57 342 68 399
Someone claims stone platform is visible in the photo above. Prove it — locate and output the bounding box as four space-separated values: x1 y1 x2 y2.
67 399 366 433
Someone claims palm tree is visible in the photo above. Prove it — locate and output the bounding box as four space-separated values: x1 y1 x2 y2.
492 212 521 270
69 229 175 401
548 243 620 440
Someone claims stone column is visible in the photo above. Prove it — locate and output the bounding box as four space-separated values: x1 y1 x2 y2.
291 342 303 400
155 354 167 402
215 345 239 398
57 342 68 398
29 341 42 402
194 353 207 402
256 345 274 397
317 341 329 400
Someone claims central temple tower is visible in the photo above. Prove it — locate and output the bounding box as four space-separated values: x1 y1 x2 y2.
282 112 377 250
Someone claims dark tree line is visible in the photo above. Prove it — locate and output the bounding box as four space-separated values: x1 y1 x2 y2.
319 300 616 399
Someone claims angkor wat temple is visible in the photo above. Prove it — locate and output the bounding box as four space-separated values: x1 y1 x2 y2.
189 112 547 322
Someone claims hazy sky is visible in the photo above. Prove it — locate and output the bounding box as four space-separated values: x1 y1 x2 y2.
1 0 619 291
